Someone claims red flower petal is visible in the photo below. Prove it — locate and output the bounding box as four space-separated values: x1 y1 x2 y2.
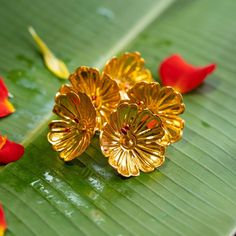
0 99 15 118
0 135 24 164
0 79 15 117
0 79 8 100
159 54 216 94
0 203 7 236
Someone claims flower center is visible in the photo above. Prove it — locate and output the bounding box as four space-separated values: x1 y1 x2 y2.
120 135 136 150
120 124 136 150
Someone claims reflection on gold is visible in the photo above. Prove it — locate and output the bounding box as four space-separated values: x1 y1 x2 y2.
128 82 185 145
69 66 121 130
103 52 153 98
47 53 186 178
100 102 165 177
48 91 96 161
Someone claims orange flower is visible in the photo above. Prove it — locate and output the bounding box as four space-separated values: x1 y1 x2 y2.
0 204 7 236
0 135 24 164
127 82 185 146
159 54 216 94
0 79 15 118
69 66 121 130
100 102 165 177
48 91 96 161
103 52 153 97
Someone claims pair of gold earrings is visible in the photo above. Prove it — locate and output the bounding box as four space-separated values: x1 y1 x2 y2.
47 52 185 177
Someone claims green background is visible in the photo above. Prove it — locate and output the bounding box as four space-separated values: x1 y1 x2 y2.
0 0 236 235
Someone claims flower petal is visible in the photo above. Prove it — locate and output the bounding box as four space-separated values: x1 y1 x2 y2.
0 79 8 100
0 136 24 164
28 26 69 79
160 115 185 146
53 91 96 127
100 102 165 177
69 66 121 130
128 82 185 145
48 91 96 161
159 54 216 94
0 79 15 118
48 120 93 161
0 99 15 118
0 204 7 236
103 52 153 95
59 84 74 94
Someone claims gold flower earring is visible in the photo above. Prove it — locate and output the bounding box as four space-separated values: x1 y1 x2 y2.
48 90 96 161
103 52 153 98
100 101 166 177
127 81 185 146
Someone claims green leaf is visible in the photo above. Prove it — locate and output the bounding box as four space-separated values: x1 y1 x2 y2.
0 0 236 235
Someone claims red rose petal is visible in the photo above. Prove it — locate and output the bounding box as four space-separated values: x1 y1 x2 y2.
0 79 8 100
0 79 15 117
159 54 216 94
0 203 7 236
0 136 24 164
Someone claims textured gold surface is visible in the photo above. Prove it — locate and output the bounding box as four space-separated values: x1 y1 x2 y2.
103 52 153 97
69 66 121 130
100 102 165 177
47 91 96 161
127 82 185 146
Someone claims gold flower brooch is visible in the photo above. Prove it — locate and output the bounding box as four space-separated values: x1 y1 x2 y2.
48 52 185 177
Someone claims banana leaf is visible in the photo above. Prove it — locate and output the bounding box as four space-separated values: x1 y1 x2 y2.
0 0 236 235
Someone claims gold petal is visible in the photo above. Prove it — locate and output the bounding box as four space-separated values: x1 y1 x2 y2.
69 66 100 97
48 120 91 161
48 120 74 145
28 26 69 79
160 115 185 146
58 84 74 94
128 82 185 145
69 66 120 130
48 91 96 161
100 102 166 177
157 87 185 116
103 52 153 94
53 91 96 129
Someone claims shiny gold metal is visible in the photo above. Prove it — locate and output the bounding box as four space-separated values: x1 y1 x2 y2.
127 82 185 146
47 52 185 176
103 52 153 98
100 101 165 177
28 26 70 79
69 66 121 130
47 90 96 161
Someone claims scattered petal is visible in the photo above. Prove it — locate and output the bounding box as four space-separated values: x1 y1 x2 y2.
28 26 70 79
48 91 96 161
0 135 24 164
128 82 185 146
0 204 7 236
0 79 8 100
159 54 216 94
0 79 15 118
103 52 153 98
100 102 165 177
